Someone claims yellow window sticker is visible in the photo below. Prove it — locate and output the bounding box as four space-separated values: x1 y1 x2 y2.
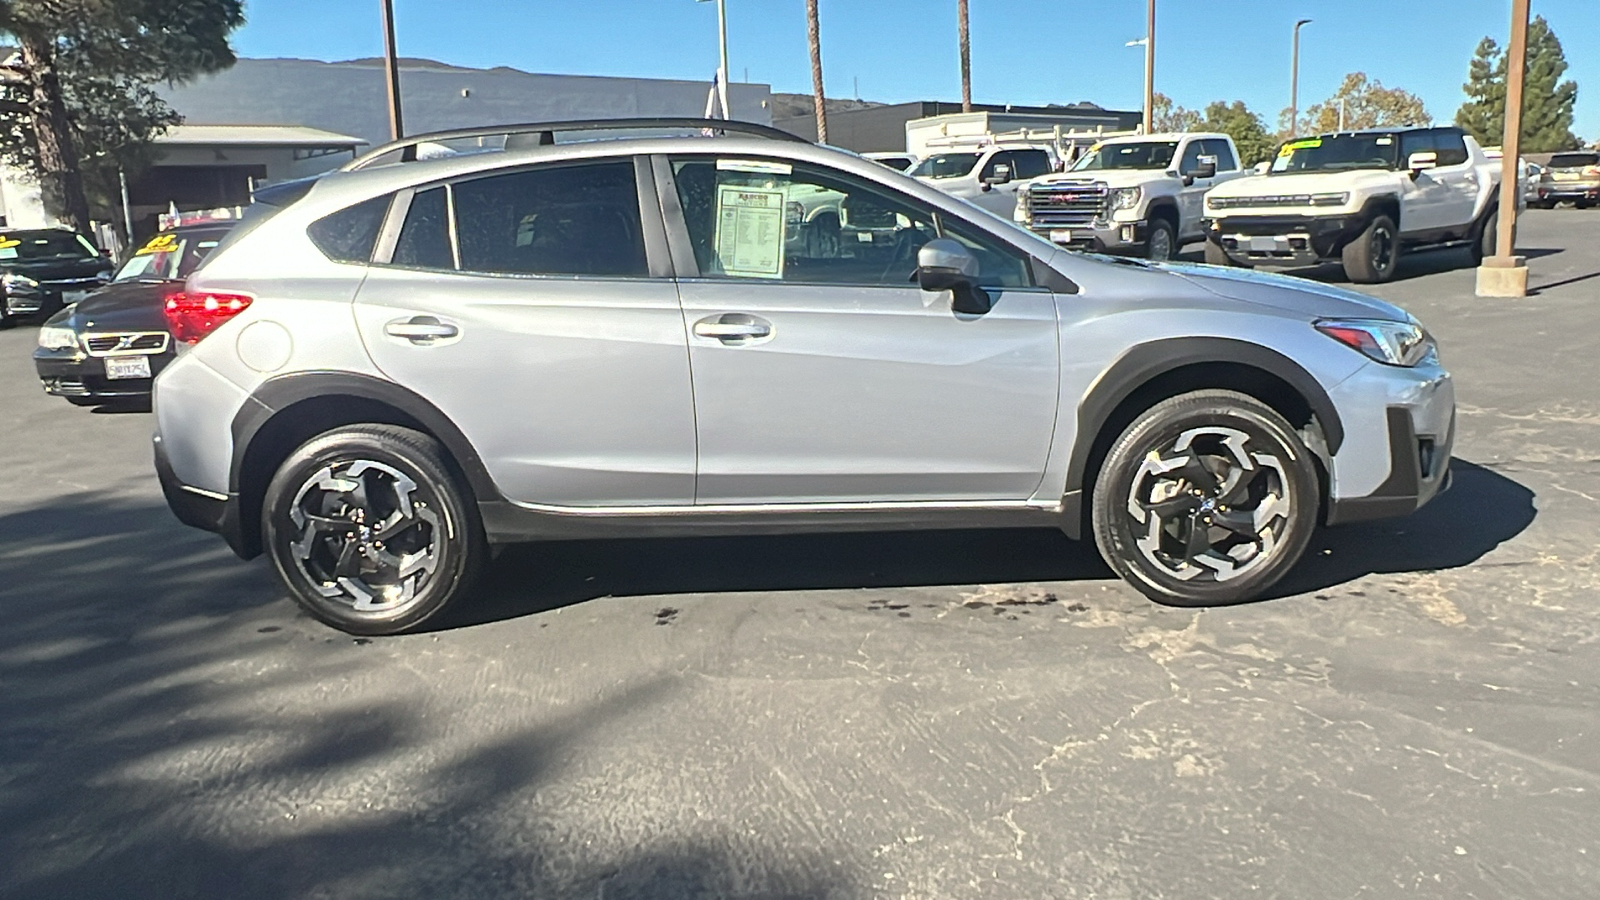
137 233 179 255
0 238 19 250
1279 139 1322 157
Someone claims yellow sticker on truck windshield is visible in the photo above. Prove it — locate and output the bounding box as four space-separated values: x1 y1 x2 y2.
1279 139 1322 157
0 238 19 250
136 233 178 255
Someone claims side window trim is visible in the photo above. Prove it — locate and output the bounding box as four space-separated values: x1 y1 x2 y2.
632 155 675 279
444 182 463 270
650 153 702 279
372 187 415 266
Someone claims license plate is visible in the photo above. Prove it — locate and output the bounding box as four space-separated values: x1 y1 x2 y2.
105 356 152 380
1249 236 1283 252
62 290 90 305
1049 229 1072 244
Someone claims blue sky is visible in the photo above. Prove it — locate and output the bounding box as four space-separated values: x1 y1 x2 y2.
234 0 1599 142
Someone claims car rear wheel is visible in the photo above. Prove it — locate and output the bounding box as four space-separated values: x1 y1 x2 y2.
1342 214 1401 283
1469 206 1497 265
261 425 485 635
1091 390 1320 606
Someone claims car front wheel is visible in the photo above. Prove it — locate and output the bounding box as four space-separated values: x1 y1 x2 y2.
1342 214 1401 283
1091 390 1320 606
261 425 485 635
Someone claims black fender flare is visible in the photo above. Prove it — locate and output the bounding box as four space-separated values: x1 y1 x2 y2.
230 370 499 500
1061 337 1345 533
1145 197 1180 227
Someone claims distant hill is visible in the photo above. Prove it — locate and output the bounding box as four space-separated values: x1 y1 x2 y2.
770 93 886 121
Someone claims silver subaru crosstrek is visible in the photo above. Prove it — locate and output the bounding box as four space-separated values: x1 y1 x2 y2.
152 119 1454 635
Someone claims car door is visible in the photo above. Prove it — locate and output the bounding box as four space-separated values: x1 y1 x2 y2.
973 150 1027 216
1176 140 1215 229
351 157 697 508
1396 130 1452 235
1425 129 1483 235
660 154 1061 505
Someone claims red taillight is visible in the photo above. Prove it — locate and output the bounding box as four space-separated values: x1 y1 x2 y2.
163 291 253 344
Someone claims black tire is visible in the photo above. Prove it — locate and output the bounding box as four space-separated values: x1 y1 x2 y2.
1469 206 1497 265
1144 217 1178 261
1342 213 1401 283
1091 389 1320 607
261 424 485 635
1203 239 1247 268
1578 200 1594 210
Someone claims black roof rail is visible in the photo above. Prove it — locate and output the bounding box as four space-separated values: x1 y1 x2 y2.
342 118 808 172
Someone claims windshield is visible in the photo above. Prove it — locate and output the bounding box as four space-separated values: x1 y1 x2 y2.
1070 141 1179 171
0 230 99 262
1548 153 1598 169
1272 134 1399 174
910 152 980 179
114 230 229 282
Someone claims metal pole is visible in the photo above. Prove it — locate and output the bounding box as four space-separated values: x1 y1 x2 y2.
381 0 404 140
1495 0 1530 261
118 168 133 246
716 0 731 119
1143 0 1155 134
958 0 972 113
1290 19 1311 135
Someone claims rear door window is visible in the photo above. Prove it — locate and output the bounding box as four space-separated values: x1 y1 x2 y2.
392 187 454 270
452 160 648 278
1431 129 1470 167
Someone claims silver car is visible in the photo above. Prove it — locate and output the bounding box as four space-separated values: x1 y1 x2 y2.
152 119 1455 635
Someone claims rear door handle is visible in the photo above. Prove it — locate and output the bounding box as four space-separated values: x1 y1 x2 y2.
693 313 772 343
385 316 459 343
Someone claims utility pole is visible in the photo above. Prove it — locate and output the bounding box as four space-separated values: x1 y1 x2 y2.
958 0 972 113
1143 0 1155 134
1289 18 1311 136
381 0 404 140
1477 0 1531 297
715 0 731 119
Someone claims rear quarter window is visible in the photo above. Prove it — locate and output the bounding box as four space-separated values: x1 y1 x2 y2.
308 195 394 264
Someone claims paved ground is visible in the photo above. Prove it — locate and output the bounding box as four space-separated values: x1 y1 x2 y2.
2 209 1597 899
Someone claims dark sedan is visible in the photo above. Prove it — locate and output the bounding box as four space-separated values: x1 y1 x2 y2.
0 228 115 326
34 224 232 406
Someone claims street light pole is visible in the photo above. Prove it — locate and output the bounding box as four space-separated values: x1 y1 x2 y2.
1477 0 1531 297
1289 18 1311 136
380 0 404 140
1143 0 1155 134
696 0 732 119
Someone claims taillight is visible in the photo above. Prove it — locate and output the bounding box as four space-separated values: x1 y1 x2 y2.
163 291 254 344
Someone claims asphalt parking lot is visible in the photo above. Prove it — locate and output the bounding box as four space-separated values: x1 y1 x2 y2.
2 209 1598 900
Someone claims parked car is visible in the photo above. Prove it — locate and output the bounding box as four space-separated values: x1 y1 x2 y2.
1533 150 1599 209
863 151 918 172
1015 132 1249 261
152 118 1454 635
909 143 1057 216
34 223 233 406
1203 126 1502 283
0 228 113 327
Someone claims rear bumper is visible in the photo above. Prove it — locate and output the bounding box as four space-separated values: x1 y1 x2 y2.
1537 184 1599 201
1204 214 1363 266
155 433 252 558
1326 406 1455 525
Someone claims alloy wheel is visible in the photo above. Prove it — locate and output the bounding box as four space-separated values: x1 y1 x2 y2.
1125 426 1292 583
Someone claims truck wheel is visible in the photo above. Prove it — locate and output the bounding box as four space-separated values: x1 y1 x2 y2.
261 424 485 635
1469 206 1497 265
1342 214 1400 283
1578 200 1594 210
1204 240 1247 268
1145 218 1178 261
1091 389 1320 607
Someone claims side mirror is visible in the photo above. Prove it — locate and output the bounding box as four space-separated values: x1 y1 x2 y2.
1193 157 1218 180
917 238 991 315
1407 151 1438 176
982 163 1012 187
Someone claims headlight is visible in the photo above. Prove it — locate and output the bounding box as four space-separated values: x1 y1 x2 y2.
1309 192 1350 207
1315 318 1435 367
1110 187 1141 211
3 272 39 289
37 325 80 351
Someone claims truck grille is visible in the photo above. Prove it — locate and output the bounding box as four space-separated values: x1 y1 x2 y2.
1028 182 1107 228
85 332 170 356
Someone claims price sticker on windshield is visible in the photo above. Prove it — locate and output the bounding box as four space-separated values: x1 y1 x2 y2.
1279 138 1322 157
137 233 178 255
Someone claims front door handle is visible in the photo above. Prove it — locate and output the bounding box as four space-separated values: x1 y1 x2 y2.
693 313 772 344
384 316 459 343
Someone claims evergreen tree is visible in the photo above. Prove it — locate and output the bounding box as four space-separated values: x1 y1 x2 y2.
1454 16 1581 152
0 0 245 233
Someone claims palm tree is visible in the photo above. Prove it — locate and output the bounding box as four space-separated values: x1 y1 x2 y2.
807 0 827 143
958 0 972 112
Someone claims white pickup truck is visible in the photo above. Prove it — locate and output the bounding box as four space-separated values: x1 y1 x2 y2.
909 143 1059 217
1014 132 1248 260
1202 126 1504 283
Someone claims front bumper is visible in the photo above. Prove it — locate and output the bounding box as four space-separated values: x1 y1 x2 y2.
1326 398 1455 526
34 348 173 401
5 282 100 316
1026 220 1146 253
1204 214 1363 266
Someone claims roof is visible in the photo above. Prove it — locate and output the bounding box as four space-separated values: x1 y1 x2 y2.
1100 132 1229 143
154 124 367 149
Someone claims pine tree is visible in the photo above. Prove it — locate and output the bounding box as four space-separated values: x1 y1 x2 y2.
1453 16 1581 153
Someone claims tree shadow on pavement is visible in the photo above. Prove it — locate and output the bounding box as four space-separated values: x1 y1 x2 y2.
1275 458 1537 596
0 494 858 900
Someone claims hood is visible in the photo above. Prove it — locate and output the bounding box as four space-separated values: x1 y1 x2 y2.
64 280 175 331
1032 169 1170 189
1156 262 1411 322
1206 169 1396 200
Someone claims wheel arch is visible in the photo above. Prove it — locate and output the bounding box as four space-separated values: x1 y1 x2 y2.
1061 338 1342 539
1359 193 1402 231
1145 198 1180 229
229 372 497 558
